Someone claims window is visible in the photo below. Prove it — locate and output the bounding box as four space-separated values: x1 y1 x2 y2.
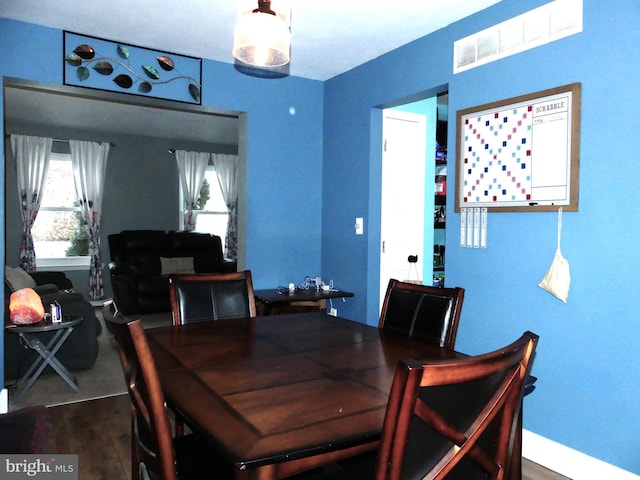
180 166 229 240
32 152 90 269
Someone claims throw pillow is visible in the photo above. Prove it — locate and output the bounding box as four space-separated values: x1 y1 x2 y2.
4 266 37 292
159 257 195 275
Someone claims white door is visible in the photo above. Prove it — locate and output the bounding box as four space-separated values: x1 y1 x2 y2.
380 110 427 310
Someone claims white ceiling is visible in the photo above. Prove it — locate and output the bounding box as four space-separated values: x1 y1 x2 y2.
0 0 501 81
1 0 500 144
4 83 242 145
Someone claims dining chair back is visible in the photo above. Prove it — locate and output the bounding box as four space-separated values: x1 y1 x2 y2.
376 331 539 480
105 310 179 480
378 279 465 349
169 270 256 326
104 305 234 480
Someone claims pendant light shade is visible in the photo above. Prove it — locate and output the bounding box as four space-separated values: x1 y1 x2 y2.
233 0 291 68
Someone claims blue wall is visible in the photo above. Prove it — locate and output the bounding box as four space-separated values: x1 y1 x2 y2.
322 0 640 473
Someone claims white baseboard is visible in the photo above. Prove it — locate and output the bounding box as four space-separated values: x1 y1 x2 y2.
0 388 7 414
523 429 639 480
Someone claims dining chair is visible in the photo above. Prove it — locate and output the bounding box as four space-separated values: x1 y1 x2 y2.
375 330 539 480
378 279 465 349
168 270 256 436
169 270 256 326
103 305 234 480
315 331 538 480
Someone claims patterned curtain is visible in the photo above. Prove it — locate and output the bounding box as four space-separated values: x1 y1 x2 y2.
10 134 53 272
175 150 209 231
211 154 239 260
70 140 110 300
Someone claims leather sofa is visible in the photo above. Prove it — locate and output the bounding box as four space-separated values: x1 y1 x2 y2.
107 230 236 315
4 271 101 380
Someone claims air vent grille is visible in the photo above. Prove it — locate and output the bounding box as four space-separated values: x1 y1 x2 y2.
454 0 582 73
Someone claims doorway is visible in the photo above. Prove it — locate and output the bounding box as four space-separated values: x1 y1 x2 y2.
3 78 247 296
379 93 448 311
380 109 427 309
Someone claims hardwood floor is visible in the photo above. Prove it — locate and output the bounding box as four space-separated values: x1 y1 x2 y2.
523 461 572 480
43 394 570 480
45 395 132 480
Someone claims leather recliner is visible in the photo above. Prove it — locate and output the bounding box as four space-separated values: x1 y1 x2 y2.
107 230 237 315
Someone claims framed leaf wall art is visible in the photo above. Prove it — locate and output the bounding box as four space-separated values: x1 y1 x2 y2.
63 31 202 104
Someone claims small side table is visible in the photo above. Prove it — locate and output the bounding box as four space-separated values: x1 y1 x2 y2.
254 288 354 315
5 315 83 403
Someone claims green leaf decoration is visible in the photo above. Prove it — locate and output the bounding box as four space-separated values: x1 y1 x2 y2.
73 44 95 60
157 56 175 71
65 53 83 66
139 82 152 93
113 74 133 89
92 61 114 75
142 65 160 80
77 66 90 81
117 45 130 60
189 84 201 103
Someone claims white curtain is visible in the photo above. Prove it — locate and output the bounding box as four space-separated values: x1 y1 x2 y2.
10 134 53 272
211 154 239 260
70 140 110 300
175 150 210 231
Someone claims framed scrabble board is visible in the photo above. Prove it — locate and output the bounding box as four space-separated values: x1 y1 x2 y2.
455 83 580 212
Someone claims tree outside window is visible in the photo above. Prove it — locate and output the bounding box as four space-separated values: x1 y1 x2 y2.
32 153 88 263
181 167 229 239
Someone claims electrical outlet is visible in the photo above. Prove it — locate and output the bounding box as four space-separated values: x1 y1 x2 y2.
329 307 337 317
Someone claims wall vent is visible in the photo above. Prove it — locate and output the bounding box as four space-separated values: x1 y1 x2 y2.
453 0 582 73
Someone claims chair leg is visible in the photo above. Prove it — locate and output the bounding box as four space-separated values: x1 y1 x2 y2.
509 409 524 480
174 412 184 438
131 422 141 480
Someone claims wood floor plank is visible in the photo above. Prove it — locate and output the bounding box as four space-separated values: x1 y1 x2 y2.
44 407 71 453
522 458 572 480
65 401 123 479
47 396 129 480
102 394 133 480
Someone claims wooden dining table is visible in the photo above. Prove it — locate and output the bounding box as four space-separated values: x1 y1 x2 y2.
145 311 467 479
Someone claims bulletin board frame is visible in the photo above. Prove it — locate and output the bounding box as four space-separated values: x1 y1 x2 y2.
455 82 581 212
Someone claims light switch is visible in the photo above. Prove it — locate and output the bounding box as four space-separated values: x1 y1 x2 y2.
355 217 364 235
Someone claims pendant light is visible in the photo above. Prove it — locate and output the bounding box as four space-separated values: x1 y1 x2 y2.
232 0 291 68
